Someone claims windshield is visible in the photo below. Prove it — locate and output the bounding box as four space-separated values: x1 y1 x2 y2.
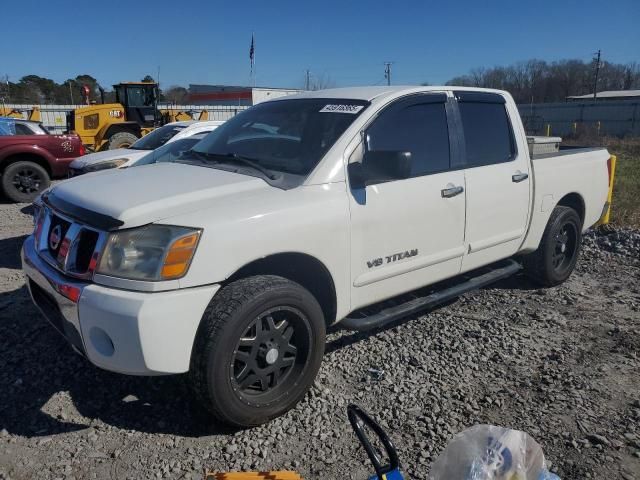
190 98 369 177
133 137 204 167
130 124 188 150
0 118 16 135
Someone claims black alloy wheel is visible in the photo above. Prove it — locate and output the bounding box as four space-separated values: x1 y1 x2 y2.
552 221 578 276
522 205 582 287
1 161 50 203
189 275 326 427
12 166 44 196
231 306 311 403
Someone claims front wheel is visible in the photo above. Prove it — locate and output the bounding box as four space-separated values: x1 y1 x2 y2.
189 275 326 427
523 206 582 287
1 161 50 203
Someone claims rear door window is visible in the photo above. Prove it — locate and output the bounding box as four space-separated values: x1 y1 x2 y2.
456 92 516 167
14 123 33 135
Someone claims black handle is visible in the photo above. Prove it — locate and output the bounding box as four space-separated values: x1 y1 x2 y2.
441 185 464 198
512 172 529 183
347 404 400 478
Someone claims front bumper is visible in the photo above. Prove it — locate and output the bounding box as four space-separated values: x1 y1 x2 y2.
22 236 219 375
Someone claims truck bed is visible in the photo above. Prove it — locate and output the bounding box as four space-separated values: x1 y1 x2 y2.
531 146 606 160
520 146 610 253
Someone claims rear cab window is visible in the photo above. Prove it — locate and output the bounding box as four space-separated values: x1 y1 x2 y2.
455 91 516 167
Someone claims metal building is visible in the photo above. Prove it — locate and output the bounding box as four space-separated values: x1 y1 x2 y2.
566 90 640 102
187 85 302 106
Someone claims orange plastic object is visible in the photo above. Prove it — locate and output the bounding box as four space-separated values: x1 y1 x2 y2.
204 473 303 480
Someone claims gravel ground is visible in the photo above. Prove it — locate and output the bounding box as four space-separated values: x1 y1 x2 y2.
0 197 639 480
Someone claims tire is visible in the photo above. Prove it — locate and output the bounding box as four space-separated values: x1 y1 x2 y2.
523 206 582 287
189 275 326 427
107 131 138 150
1 161 50 203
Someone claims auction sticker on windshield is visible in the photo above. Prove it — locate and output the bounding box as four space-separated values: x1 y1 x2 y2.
319 104 365 114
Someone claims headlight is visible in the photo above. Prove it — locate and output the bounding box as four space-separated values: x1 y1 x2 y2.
97 225 201 281
84 158 128 173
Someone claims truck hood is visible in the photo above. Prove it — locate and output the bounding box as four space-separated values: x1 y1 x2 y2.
49 163 271 228
70 148 149 168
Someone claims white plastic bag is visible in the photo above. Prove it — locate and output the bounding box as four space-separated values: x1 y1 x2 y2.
429 425 560 480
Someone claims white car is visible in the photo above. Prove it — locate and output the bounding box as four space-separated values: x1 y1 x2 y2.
68 120 224 176
23 86 611 427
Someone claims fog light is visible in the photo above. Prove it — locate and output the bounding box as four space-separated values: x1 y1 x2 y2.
89 327 115 357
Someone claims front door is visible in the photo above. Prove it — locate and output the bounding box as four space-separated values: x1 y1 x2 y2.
348 93 467 310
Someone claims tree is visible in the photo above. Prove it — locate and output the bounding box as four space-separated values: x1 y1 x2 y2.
445 58 640 104
163 85 188 104
301 72 335 91
141 75 155 83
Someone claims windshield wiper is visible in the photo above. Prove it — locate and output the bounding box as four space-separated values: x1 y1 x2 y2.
187 151 278 180
223 153 279 180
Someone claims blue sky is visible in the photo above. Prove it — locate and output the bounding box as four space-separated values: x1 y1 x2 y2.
3 0 639 90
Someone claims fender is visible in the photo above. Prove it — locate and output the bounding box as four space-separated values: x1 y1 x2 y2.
0 143 55 174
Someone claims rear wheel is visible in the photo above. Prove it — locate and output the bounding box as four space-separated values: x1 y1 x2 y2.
523 206 582 286
107 131 138 150
1 161 50 203
189 275 326 427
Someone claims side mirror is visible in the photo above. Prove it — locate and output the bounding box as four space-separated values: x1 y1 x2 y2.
348 150 412 188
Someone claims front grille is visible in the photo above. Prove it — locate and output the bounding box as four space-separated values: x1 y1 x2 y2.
35 206 107 280
48 215 71 258
75 229 99 272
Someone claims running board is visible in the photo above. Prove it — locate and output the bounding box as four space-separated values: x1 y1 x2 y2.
341 259 522 332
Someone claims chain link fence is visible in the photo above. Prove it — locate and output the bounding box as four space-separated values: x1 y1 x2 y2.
518 100 640 137
0 103 249 134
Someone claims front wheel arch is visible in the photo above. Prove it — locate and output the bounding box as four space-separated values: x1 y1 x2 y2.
225 252 338 326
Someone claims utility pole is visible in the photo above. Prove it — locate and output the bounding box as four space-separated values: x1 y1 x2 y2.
68 80 74 105
592 49 601 101
384 62 393 86
305 69 310 90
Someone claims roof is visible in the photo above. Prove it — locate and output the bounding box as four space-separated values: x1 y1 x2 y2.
272 85 510 102
567 90 640 100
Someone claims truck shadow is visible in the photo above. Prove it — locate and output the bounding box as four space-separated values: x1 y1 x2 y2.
326 272 541 354
0 284 237 439
0 226 540 439
0 234 28 269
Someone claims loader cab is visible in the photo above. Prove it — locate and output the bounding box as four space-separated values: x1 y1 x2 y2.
114 82 159 128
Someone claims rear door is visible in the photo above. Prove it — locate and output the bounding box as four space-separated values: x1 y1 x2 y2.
454 91 531 272
348 93 467 310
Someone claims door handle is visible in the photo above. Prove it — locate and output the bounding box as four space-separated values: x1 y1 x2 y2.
512 172 529 183
441 185 464 198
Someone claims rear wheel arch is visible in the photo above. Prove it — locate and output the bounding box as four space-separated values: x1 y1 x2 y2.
225 252 338 326
556 192 585 228
0 152 52 177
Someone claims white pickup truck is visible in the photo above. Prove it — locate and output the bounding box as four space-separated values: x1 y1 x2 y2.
22 86 612 427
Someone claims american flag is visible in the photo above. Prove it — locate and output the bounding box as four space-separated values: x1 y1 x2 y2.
249 34 255 69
